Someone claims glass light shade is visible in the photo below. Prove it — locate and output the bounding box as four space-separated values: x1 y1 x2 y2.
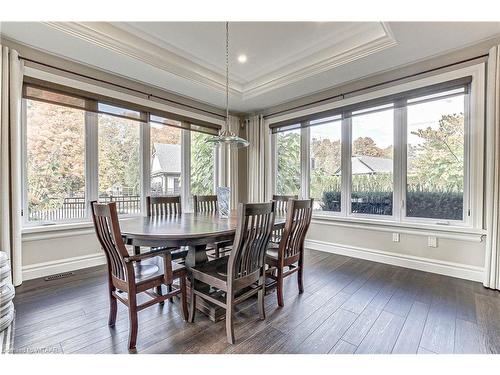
205 129 249 148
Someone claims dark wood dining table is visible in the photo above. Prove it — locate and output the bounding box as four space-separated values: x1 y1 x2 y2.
120 210 285 321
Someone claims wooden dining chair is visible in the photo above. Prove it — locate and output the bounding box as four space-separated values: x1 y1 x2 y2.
145 195 187 262
266 199 313 307
146 195 188 301
146 195 182 216
271 194 298 243
193 194 218 213
91 201 188 352
273 194 299 212
193 194 233 259
188 202 276 344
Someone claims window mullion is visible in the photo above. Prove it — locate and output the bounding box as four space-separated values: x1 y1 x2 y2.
85 108 98 216
393 100 406 222
181 127 191 211
301 125 310 199
21 99 28 224
271 133 277 196
141 115 151 215
341 114 352 216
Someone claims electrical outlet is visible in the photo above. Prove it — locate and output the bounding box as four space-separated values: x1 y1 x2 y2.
428 236 438 248
392 233 400 242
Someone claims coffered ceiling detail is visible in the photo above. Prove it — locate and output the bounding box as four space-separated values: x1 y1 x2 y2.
43 22 397 100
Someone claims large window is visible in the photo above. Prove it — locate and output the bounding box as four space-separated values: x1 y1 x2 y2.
309 116 342 211
275 128 301 196
406 89 466 221
25 98 86 222
22 83 220 225
351 104 394 216
272 69 482 228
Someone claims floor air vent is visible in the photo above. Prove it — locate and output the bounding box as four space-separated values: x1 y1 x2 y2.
44 272 74 281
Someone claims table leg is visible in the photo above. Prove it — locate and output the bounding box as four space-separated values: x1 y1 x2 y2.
184 244 208 268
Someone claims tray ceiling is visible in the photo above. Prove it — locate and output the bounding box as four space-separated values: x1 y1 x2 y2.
2 22 500 111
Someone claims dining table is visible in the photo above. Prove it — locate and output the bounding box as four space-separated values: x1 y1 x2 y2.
120 210 285 321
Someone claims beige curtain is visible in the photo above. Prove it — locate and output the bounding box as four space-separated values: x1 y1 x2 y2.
484 44 500 290
246 114 271 203
0 45 24 286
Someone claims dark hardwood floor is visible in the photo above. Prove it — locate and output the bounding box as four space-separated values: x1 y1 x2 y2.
9 250 500 354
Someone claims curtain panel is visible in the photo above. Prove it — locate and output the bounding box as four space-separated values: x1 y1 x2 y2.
246 115 271 203
484 44 500 290
0 45 24 286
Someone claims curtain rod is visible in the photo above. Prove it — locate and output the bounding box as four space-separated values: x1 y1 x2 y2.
263 54 488 119
18 56 226 120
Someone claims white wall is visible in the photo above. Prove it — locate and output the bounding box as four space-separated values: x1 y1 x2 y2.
21 227 104 281
306 220 485 282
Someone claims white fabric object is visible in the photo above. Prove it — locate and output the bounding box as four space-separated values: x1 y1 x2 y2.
246 114 271 203
0 252 15 332
0 45 24 286
484 44 500 290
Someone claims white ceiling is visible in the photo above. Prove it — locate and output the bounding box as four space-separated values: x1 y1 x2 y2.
1 21 500 112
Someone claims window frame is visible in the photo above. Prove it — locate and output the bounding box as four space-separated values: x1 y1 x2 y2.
271 63 485 229
21 91 220 227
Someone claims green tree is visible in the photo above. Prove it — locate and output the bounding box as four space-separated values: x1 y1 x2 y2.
276 131 301 195
191 131 215 195
98 114 141 196
26 100 86 216
310 137 341 199
409 113 464 193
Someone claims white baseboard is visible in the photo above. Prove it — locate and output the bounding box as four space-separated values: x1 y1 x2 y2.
22 253 106 281
305 239 484 282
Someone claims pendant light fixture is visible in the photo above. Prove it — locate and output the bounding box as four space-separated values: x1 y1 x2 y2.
206 22 249 148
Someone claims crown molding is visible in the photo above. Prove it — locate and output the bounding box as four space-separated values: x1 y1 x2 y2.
43 22 244 97
242 23 397 99
42 22 397 102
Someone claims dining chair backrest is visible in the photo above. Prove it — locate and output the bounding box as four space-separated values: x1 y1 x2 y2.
273 195 298 212
91 201 129 281
193 195 217 213
146 196 182 216
228 202 276 282
279 199 313 260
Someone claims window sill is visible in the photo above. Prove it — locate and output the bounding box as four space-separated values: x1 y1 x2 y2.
311 213 486 242
21 216 141 240
22 221 94 234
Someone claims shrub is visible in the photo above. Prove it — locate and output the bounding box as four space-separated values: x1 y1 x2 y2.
406 191 463 220
321 191 341 212
321 189 463 220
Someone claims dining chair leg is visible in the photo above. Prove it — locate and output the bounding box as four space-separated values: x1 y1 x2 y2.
156 285 164 305
180 275 188 321
226 291 235 344
128 293 139 352
276 267 284 307
297 266 304 294
298 250 304 294
258 278 266 320
167 284 174 303
108 287 117 327
188 276 196 323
